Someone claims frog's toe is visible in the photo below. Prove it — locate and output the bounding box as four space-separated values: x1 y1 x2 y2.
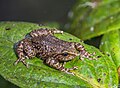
65 71 75 75
51 29 63 34
14 59 20 65
62 67 78 75
62 66 78 72
79 57 84 60
20 59 29 67
73 66 78 70
25 63 29 68
54 30 63 34
14 58 29 68
68 66 78 71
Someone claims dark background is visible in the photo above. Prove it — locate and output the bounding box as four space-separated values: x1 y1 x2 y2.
0 0 76 88
0 0 75 24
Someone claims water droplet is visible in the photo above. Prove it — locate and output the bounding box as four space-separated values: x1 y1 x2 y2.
68 11 73 18
90 26 94 32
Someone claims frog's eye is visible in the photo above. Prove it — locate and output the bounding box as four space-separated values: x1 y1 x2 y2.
62 52 68 56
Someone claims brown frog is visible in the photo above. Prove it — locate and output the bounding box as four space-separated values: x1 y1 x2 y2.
14 28 96 74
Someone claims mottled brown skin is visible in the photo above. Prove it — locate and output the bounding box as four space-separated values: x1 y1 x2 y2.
14 28 96 74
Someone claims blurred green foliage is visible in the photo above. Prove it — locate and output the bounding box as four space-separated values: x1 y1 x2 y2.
65 0 120 40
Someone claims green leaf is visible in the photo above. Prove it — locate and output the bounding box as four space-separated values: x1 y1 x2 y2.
0 22 118 88
65 0 120 40
100 30 120 69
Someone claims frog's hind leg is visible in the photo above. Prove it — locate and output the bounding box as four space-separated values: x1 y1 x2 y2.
14 38 34 67
75 43 96 60
14 40 28 67
30 28 63 37
45 58 77 74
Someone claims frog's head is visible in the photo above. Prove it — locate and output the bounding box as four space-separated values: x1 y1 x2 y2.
55 50 80 61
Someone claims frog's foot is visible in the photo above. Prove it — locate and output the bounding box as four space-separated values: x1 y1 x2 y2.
79 52 97 60
14 58 29 68
49 29 63 34
62 66 78 75
45 58 77 75
75 43 97 60
14 40 30 68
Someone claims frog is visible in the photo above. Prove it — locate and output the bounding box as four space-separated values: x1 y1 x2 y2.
14 28 96 74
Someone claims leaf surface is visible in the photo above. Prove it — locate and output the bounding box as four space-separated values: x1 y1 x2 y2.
0 22 118 88
100 30 120 71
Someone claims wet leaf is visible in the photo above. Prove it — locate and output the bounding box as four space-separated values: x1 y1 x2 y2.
100 30 120 71
65 0 120 40
0 22 118 88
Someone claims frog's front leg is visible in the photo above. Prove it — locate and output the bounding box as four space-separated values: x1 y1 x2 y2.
45 58 77 74
75 43 96 60
30 28 63 37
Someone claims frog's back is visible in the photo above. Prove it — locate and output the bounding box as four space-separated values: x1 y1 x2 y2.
32 34 74 57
